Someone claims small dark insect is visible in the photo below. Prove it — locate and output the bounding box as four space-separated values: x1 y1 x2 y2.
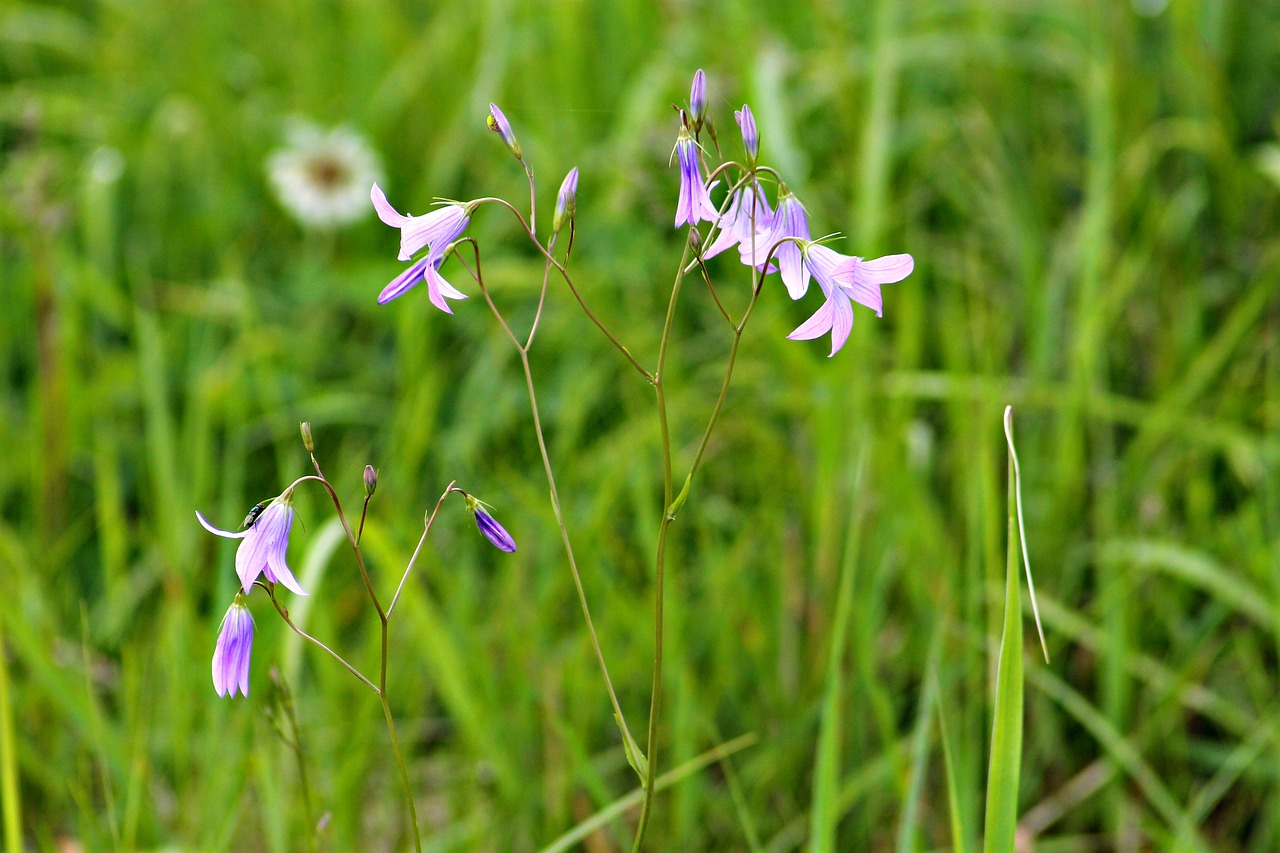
241 501 269 530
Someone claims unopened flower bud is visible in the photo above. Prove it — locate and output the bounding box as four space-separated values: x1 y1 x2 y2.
735 104 758 167
300 421 314 452
462 493 516 553
487 103 522 161
689 69 707 132
553 167 578 233
688 225 703 254
363 465 377 497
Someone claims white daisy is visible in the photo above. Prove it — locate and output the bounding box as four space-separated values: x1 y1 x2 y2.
266 120 382 229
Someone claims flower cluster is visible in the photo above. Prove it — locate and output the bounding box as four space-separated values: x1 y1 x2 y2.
673 72 913 356
367 71 912 357
198 475 517 698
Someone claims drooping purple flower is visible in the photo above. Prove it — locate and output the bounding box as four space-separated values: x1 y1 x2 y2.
787 244 914 356
487 103 522 160
739 184 811 298
673 124 719 228
703 182 773 259
689 70 707 130
212 596 254 698
735 104 758 165
463 494 516 552
371 183 473 313
554 166 578 233
197 495 308 596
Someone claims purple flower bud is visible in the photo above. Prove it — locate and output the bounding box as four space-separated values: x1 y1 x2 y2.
475 507 517 552
212 596 254 698
463 493 516 552
734 104 758 165
689 69 707 130
364 465 378 497
487 103 522 160
554 167 578 233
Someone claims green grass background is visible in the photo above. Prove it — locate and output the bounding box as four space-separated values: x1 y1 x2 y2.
3 0 1279 849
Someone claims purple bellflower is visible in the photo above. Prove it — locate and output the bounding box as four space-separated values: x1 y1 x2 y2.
787 244 914 356
487 103 522 160
739 184 812 298
703 183 773 259
673 122 719 228
371 183 474 313
554 167 578 233
197 494 308 597
463 493 517 553
212 595 254 698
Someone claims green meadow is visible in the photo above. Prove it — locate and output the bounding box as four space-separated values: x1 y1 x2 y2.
3 0 1278 849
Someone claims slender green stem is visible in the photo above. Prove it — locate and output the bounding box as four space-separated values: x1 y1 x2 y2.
387 482 457 619
380 691 422 853
296 469 384 618
465 247 639 757
469 198 653 382
632 243 692 850
266 589 378 693
282 472 422 851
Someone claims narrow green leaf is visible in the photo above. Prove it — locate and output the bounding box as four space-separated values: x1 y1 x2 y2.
983 407 1024 853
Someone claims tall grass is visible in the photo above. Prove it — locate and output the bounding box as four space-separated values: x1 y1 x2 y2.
2 0 1278 849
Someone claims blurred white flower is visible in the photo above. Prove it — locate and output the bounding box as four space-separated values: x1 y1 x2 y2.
267 120 382 229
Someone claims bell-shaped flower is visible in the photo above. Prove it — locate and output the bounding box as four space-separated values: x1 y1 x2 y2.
673 123 719 228
786 244 913 356
739 184 811 298
371 183 474 312
212 595 254 698
702 182 773 259
197 494 308 597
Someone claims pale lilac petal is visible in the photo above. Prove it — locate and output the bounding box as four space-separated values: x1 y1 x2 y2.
801 244 844 296
828 292 854 356
704 185 773 259
196 511 249 540
787 299 835 341
424 262 465 314
856 253 914 284
377 257 429 304
266 548 308 597
774 198 811 298
371 183 411 228
842 272 883 316
397 205 469 262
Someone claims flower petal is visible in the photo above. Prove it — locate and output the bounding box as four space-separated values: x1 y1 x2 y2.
787 299 835 341
857 253 914 284
196 511 250 540
828 292 854 357
371 183 411 228
377 257 428 304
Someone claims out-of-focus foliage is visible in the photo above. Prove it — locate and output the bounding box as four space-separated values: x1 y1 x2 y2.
2 0 1278 849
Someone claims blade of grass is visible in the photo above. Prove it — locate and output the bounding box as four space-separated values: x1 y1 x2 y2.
983 406 1024 853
